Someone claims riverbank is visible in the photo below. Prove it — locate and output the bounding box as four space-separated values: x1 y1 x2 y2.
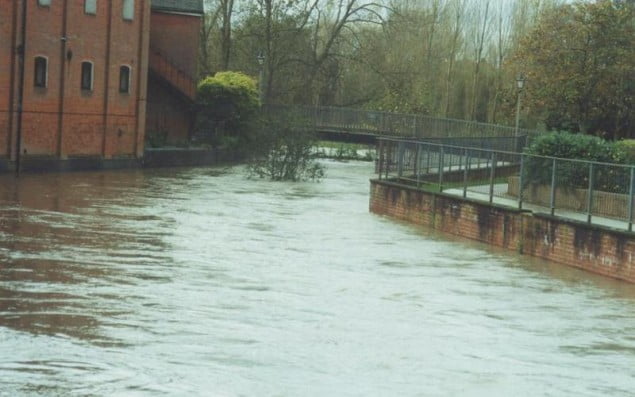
370 178 635 283
0 147 240 173
0 141 371 174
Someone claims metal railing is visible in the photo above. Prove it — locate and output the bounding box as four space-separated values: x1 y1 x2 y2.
377 137 635 231
264 104 540 143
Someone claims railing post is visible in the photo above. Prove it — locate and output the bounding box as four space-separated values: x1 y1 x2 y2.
518 154 525 210
438 146 444 192
380 112 385 134
629 166 634 232
463 148 469 198
385 142 391 179
313 106 318 134
413 115 418 138
586 163 594 224
415 143 421 187
550 158 557 216
426 145 431 174
485 151 491 173
397 141 404 179
378 140 384 180
489 152 496 204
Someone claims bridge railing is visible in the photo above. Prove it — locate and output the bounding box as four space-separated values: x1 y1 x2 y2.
377 137 635 231
264 104 540 141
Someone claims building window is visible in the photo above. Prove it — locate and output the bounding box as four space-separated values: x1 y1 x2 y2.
34 56 47 88
85 0 97 15
38 0 51 6
119 66 131 93
81 61 93 91
123 0 134 20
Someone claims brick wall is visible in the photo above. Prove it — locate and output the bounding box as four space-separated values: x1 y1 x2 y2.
149 12 201 78
522 215 635 282
1 0 149 162
146 10 201 145
146 79 194 144
0 0 17 159
370 179 635 283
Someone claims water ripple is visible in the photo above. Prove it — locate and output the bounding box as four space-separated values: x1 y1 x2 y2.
0 163 635 396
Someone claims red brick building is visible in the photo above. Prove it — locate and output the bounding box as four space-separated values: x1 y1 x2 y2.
146 0 202 146
0 0 203 171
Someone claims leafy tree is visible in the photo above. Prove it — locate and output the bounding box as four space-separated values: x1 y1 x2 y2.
231 8 313 104
196 0 561 127
510 0 635 138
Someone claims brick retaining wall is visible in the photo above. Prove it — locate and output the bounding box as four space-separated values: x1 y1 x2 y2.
370 179 635 283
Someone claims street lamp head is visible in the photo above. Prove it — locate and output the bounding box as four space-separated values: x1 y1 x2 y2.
516 73 526 90
257 52 265 66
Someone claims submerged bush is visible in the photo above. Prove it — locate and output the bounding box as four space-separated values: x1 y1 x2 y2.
246 115 324 182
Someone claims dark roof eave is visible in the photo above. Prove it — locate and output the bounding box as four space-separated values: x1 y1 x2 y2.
151 0 204 15
151 7 204 16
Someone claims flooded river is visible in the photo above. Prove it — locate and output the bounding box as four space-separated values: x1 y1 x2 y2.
1 161 635 396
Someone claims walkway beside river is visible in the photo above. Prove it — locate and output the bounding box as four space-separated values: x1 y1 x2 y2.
444 185 632 231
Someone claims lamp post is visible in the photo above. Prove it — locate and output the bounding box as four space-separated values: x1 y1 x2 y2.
257 52 265 104
514 73 526 152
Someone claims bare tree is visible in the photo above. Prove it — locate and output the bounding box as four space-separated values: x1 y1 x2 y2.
443 0 466 117
200 0 222 76
468 0 491 120
303 0 386 105
488 0 513 122
220 0 235 70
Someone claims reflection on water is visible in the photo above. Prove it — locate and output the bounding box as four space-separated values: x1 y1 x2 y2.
1 163 635 396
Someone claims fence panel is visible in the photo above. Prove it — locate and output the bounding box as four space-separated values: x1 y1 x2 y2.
265 104 542 143
376 137 635 231
590 162 632 222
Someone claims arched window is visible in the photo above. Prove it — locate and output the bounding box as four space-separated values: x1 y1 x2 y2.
81 61 94 91
119 65 131 93
123 0 134 20
85 0 97 15
34 56 48 88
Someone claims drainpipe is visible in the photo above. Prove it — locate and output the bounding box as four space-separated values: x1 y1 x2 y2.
56 0 69 158
15 0 28 176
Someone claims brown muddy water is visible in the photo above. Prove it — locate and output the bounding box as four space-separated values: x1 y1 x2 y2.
1 161 635 396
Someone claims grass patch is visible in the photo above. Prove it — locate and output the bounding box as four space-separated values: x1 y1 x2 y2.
314 141 376 162
387 175 511 192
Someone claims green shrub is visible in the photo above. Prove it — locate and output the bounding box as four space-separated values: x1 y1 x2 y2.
523 132 630 193
196 71 260 150
525 132 616 162
615 140 635 164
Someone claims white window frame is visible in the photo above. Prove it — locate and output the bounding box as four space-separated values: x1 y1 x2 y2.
119 65 131 94
34 56 48 88
122 0 134 21
84 0 97 15
80 61 94 91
